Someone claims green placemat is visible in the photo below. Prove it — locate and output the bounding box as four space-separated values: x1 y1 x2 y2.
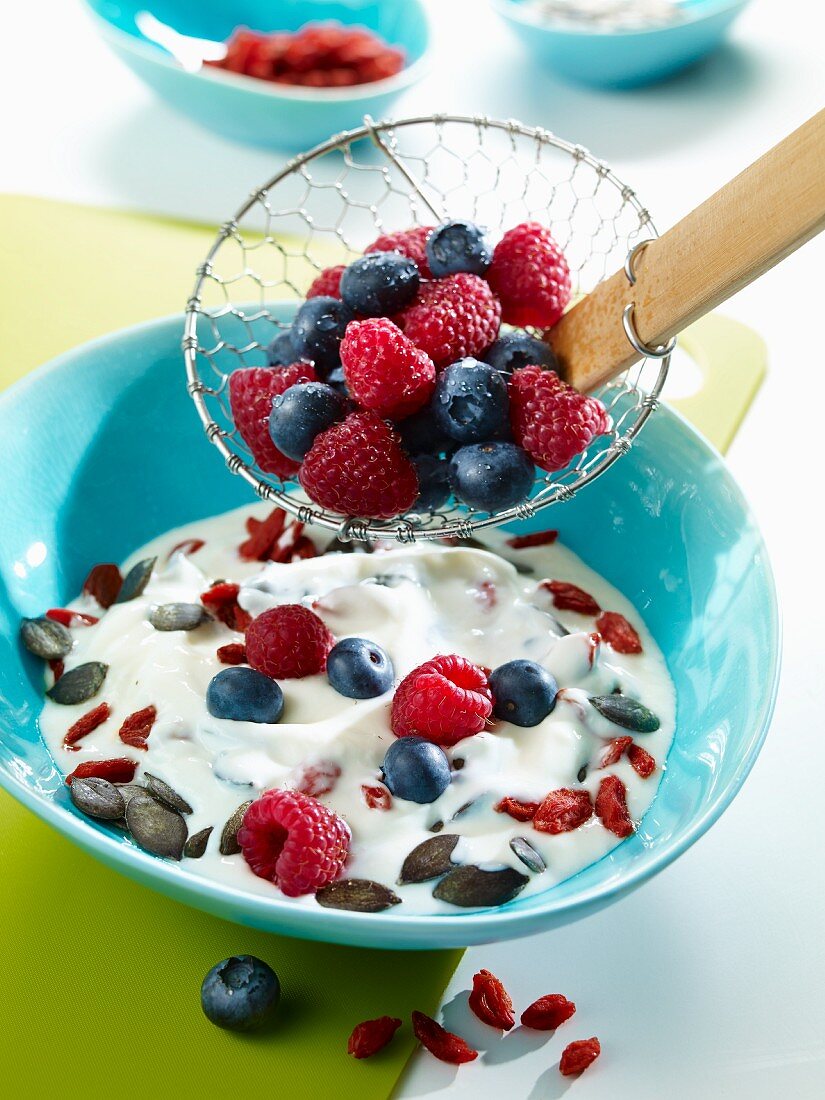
0 195 460 1100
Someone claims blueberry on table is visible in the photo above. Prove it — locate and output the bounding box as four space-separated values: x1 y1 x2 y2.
327 637 394 699
206 667 284 723
449 442 535 513
433 358 510 444
382 736 451 804
269 381 347 461
291 296 355 372
411 454 452 512
266 327 297 367
426 220 492 277
489 659 558 727
483 331 558 376
340 251 420 316
201 955 280 1032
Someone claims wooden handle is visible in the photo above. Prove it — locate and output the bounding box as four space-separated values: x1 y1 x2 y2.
550 109 825 392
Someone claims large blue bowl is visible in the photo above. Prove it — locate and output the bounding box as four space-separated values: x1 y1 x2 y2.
0 313 779 949
82 0 432 150
493 0 752 88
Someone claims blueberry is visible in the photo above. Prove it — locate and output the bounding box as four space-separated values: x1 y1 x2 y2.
449 442 535 513
433 359 510 444
325 365 349 396
411 454 451 512
201 955 280 1031
426 220 492 277
269 382 347 461
327 637 394 699
206 667 284 723
340 252 420 316
489 659 558 727
291 296 355 372
266 328 297 367
483 331 558 376
398 405 454 457
382 736 451 804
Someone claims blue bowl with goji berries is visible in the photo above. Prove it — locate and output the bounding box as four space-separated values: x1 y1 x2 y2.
0 313 779 949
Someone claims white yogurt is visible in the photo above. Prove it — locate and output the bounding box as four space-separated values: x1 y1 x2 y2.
39 504 676 913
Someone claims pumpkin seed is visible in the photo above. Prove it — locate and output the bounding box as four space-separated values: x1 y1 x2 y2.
428 819 444 833
149 603 208 631
125 790 187 860
46 661 108 705
115 557 157 603
398 834 459 885
316 879 401 913
433 865 528 908
589 694 660 733
219 800 253 855
510 836 546 874
116 782 146 807
184 826 213 859
20 617 73 660
577 765 588 783
144 773 193 815
70 777 125 821
451 799 478 820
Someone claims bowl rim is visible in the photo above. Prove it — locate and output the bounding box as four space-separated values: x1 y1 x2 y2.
0 314 781 946
491 0 752 39
82 0 433 104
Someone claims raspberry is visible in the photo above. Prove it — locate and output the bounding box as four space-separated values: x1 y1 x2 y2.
200 582 251 633
600 736 633 768
361 783 392 810
628 743 656 778
292 761 341 798
510 366 609 472
167 537 205 559
236 788 350 896
411 1011 478 1064
596 611 643 654
246 604 334 679
506 529 558 549
307 264 346 299
46 608 99 627
521 993 576 1031
468 969 515 1030
486 222 571 328
217 643 247 665
341 318 435 419
395 273 501 369
239 507 286 561
540 579 601 616
347 1015 402 1058
533 788 593 834
494 796 540 822
365 226 434 277
299 411 419 520
118 705 157 750
63 703 110 750
65 758 137 785
559 1037 601 1076
83 563 122 609
229 362 317 478
595 775 634 837
391 655 493 745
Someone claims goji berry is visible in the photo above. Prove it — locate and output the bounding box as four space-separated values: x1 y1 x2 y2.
596 611 642 654
507 529 559 549
600 736 633 768
239 507 286 561
411 1011 478 1065
217 643 247 665
541 580 600 616
118 705 157 751
82 563 123 609
628 742 656 778
290 535 317 561
200 582 251 632
65 758 137 785
347 1015 402 1058
533 788 593 834
559 1037 600 1076
46 608 99 627
167 538 205 559
494 796 541 822
521 993 576 1030
468 969 515 1030
595 775 633 837
63 703 110 750
293 761 341 798
361 783 392 810
49 658 64 681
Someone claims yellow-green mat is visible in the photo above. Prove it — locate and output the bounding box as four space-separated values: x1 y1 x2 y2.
0 195 460 1100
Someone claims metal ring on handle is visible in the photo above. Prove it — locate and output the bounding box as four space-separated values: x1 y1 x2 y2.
622 238 677 360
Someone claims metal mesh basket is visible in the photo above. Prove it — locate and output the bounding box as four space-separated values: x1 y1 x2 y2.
183 114 669 542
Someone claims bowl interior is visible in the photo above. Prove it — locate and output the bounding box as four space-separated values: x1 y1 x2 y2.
496 0 749 36
0 314 778 948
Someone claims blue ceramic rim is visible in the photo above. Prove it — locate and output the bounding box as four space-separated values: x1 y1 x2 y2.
492 0 751 39
0 315 781 945
82 1 433 104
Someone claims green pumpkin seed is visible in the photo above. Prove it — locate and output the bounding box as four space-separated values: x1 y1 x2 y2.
589 694 660 733
115 557 157 603
125 790 187 860
219 800 253 855
20 617 73 660
509 836 546 874
46 661 108 705
149 603 208 631
398 834 459 885
433 865 528 908
184 827 213 859
70 777 125 821
316 879 401 913
144 773 193 815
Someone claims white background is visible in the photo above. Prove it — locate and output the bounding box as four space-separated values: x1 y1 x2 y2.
4 1 825 1096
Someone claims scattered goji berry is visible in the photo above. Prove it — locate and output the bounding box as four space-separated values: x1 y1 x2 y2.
65 758 137 785
290 535 318 561
559 1037 601 1076
587 631 601 667
600 736 633 768
596 611 643 654
200 582 251 632
533 788 593 834
541 580 601 616
347 1015 402 1058
494 796 541 822
49 658 64 681
361 783 392 810
468 969 515 1030
595 775 633 837
293 761 341 798
239 507 287 561
411 1011 478 1065
118 705 157 750
217 643 247 665
82 563 123 609
507 529 559 549
476 579 498 609
167 538 205 559
628 742 656 778
63 703 110 750
46 608 99 627
521 993 576 1031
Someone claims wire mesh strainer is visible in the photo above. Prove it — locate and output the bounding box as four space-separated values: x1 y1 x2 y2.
183 114 669 542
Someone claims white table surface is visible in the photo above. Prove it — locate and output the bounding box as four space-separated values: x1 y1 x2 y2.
5 1 825 1096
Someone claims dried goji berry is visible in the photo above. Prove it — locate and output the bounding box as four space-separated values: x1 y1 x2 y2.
167 538 205 559
49 658 64 681
82 563 123 609
507 529 559 549
587 631 601 667
347 1015 402 1058
476 580 498 609
65 758 137 785
595 775 633 837
118 705 157 750
559 1037 600 1076
521 993 576 1031
290 535 317 561
468 969 515 1030
541 580 600 616
63 703 110 750
596 611 643 654
46 608 99 627
293 761 341 798
628 742 656 778
494 796 541 822
239 507 286 561
200 582 251 632
217 643 247 665
600 736 633 768
411 1011 478 1065
533 788 593 834
361 783 392 810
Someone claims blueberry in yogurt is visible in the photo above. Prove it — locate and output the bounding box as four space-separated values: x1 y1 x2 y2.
382 737 451 804
206 667 284 723
489 659 558 727
327 637 394 699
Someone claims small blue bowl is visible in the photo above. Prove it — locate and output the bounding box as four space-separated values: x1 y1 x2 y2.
82 0 432 149
492 0 752 88
0 312 779 949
